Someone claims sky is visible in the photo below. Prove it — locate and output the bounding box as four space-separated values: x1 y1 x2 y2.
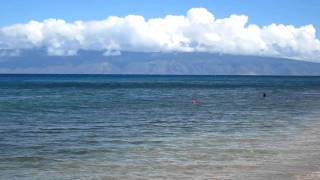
1 0 319 31
0 0 320 61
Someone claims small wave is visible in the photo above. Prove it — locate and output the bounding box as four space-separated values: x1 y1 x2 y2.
1 81 319 89
0 156 47 163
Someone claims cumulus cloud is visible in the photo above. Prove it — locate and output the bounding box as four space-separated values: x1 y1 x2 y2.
0 8 320 61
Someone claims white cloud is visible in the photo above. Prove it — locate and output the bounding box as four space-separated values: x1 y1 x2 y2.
0 8 320 61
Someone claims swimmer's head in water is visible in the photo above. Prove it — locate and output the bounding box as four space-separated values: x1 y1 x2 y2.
192 99 198 104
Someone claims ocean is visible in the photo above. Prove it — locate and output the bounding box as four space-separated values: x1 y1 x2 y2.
1 75 320 180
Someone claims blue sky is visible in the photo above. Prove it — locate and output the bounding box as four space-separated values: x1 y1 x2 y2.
1 0 319 37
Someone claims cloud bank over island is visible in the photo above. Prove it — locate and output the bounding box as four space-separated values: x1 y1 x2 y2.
0 8 320 61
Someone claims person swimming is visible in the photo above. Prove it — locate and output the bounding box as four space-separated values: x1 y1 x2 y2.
263 93 266 98
192 98 198 105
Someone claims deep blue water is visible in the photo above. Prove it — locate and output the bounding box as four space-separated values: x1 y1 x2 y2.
1 75 320 179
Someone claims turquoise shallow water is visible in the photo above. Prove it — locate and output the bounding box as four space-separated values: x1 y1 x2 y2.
1 75 320 179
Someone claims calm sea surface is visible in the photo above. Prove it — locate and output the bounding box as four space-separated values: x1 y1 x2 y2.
1 75 320 180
